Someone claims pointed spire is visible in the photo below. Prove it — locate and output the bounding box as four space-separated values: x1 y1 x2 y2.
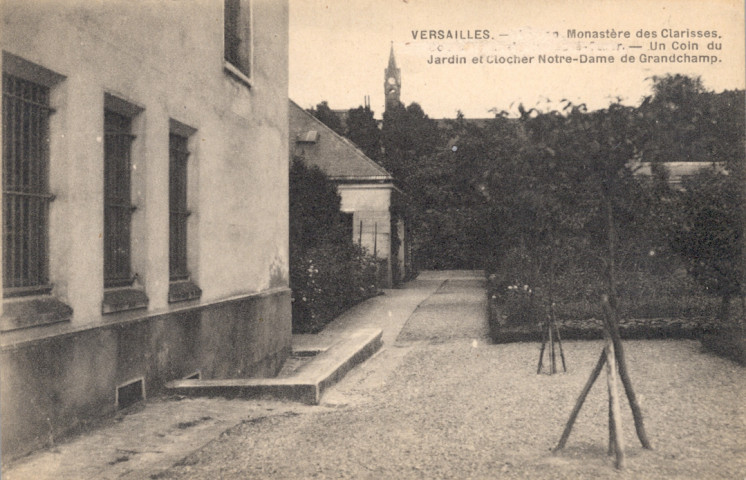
384 42 401 112
388 41 397 70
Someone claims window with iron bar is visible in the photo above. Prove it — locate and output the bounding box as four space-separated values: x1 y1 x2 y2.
169 133 191 281
104 110 136 288
2 73 55 297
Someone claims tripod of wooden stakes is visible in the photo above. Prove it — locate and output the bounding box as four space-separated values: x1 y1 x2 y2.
536 302 567 375
552 295 653 469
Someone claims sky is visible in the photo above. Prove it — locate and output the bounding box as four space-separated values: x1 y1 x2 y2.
289 0 745 119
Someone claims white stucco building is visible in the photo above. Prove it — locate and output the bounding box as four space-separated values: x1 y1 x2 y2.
1 0 290 458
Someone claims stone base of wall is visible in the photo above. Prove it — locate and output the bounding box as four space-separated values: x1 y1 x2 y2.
1 288 291 460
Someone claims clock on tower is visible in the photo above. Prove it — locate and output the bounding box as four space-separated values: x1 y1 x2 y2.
384 43 401 112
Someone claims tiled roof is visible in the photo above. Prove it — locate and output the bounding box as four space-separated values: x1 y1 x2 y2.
289 100 392 181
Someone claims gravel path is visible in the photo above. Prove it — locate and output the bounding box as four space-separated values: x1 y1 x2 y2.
158 277 745 479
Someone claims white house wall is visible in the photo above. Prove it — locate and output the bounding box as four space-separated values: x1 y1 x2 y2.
1 0 290 459
338 184 393 285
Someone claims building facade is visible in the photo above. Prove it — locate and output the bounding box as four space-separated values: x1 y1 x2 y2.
1 0 290 459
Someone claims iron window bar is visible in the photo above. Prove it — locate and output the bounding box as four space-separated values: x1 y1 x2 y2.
2 92 55 112
4 284 54 298
3 190 56 199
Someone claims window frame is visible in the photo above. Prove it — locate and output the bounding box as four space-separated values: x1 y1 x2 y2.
168 132 191 282
102 94 143 291
103 109 137 288
2 53 64 298
100 94 148 314
167 119 201 304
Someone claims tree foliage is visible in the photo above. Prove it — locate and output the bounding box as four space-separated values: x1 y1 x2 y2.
637 74 745 165
637 76 745 323
345 105 382 162
304 75 744 328
672 167 743 321
381 102 443 182
289 157 348 251
307 101 344 137
289 158 379 333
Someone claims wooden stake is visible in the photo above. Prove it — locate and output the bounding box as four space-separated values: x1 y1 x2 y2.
555 321 567 372
602 297 653 450
554 350 606 451
549 316 556 374
537 320 547 374
549 303 567 372
373 222 378 258
608 394 615 456
604 329 625 469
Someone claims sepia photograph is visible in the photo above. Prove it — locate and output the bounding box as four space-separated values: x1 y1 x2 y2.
1 0 744 478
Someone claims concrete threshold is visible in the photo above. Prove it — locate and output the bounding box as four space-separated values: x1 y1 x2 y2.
166 328 382 405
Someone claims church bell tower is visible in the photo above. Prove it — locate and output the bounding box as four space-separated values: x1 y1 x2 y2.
384 42 401 112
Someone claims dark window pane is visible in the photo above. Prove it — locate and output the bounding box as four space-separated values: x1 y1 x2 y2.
224 0 241 66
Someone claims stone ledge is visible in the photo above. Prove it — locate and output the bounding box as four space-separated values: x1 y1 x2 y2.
2 288 291 351
168 280 202 304
1 296 73 332
102 288 149 314
166 328 383 405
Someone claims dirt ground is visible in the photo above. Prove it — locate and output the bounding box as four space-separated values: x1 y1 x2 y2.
156 278 745 479
7 273 744 479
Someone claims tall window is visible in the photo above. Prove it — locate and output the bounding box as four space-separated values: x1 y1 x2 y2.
224 0 241 66
2 74 54 297
103 110 136 288
169 133 190 281
224 0 251 78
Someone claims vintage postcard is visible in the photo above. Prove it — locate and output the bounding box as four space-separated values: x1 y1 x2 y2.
1 0 744 478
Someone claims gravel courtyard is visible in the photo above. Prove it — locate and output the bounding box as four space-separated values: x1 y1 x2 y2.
159 276 745 480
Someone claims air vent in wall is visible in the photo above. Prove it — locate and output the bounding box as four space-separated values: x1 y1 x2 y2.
116 377 145 409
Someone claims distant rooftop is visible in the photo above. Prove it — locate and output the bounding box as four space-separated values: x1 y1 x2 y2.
289 100 392 182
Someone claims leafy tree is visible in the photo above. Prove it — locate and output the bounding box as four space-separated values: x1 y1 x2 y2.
381 102 442 182
345 105 382 162
672 166 743 323
514 101 653 448
289 156 348 250
410 112 522 269
307 101 344 137
637 74 745 164
635 75 745 324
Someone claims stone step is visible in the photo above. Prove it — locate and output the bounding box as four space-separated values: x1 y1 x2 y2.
166 328 383 405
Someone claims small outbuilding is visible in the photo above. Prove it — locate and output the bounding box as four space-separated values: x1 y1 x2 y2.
289 100 411 287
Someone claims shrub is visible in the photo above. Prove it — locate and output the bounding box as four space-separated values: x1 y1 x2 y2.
289 157 381 333
671 166 743 324
290 242 379 333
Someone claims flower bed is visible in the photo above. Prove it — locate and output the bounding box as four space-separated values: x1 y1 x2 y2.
488 296 746 366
